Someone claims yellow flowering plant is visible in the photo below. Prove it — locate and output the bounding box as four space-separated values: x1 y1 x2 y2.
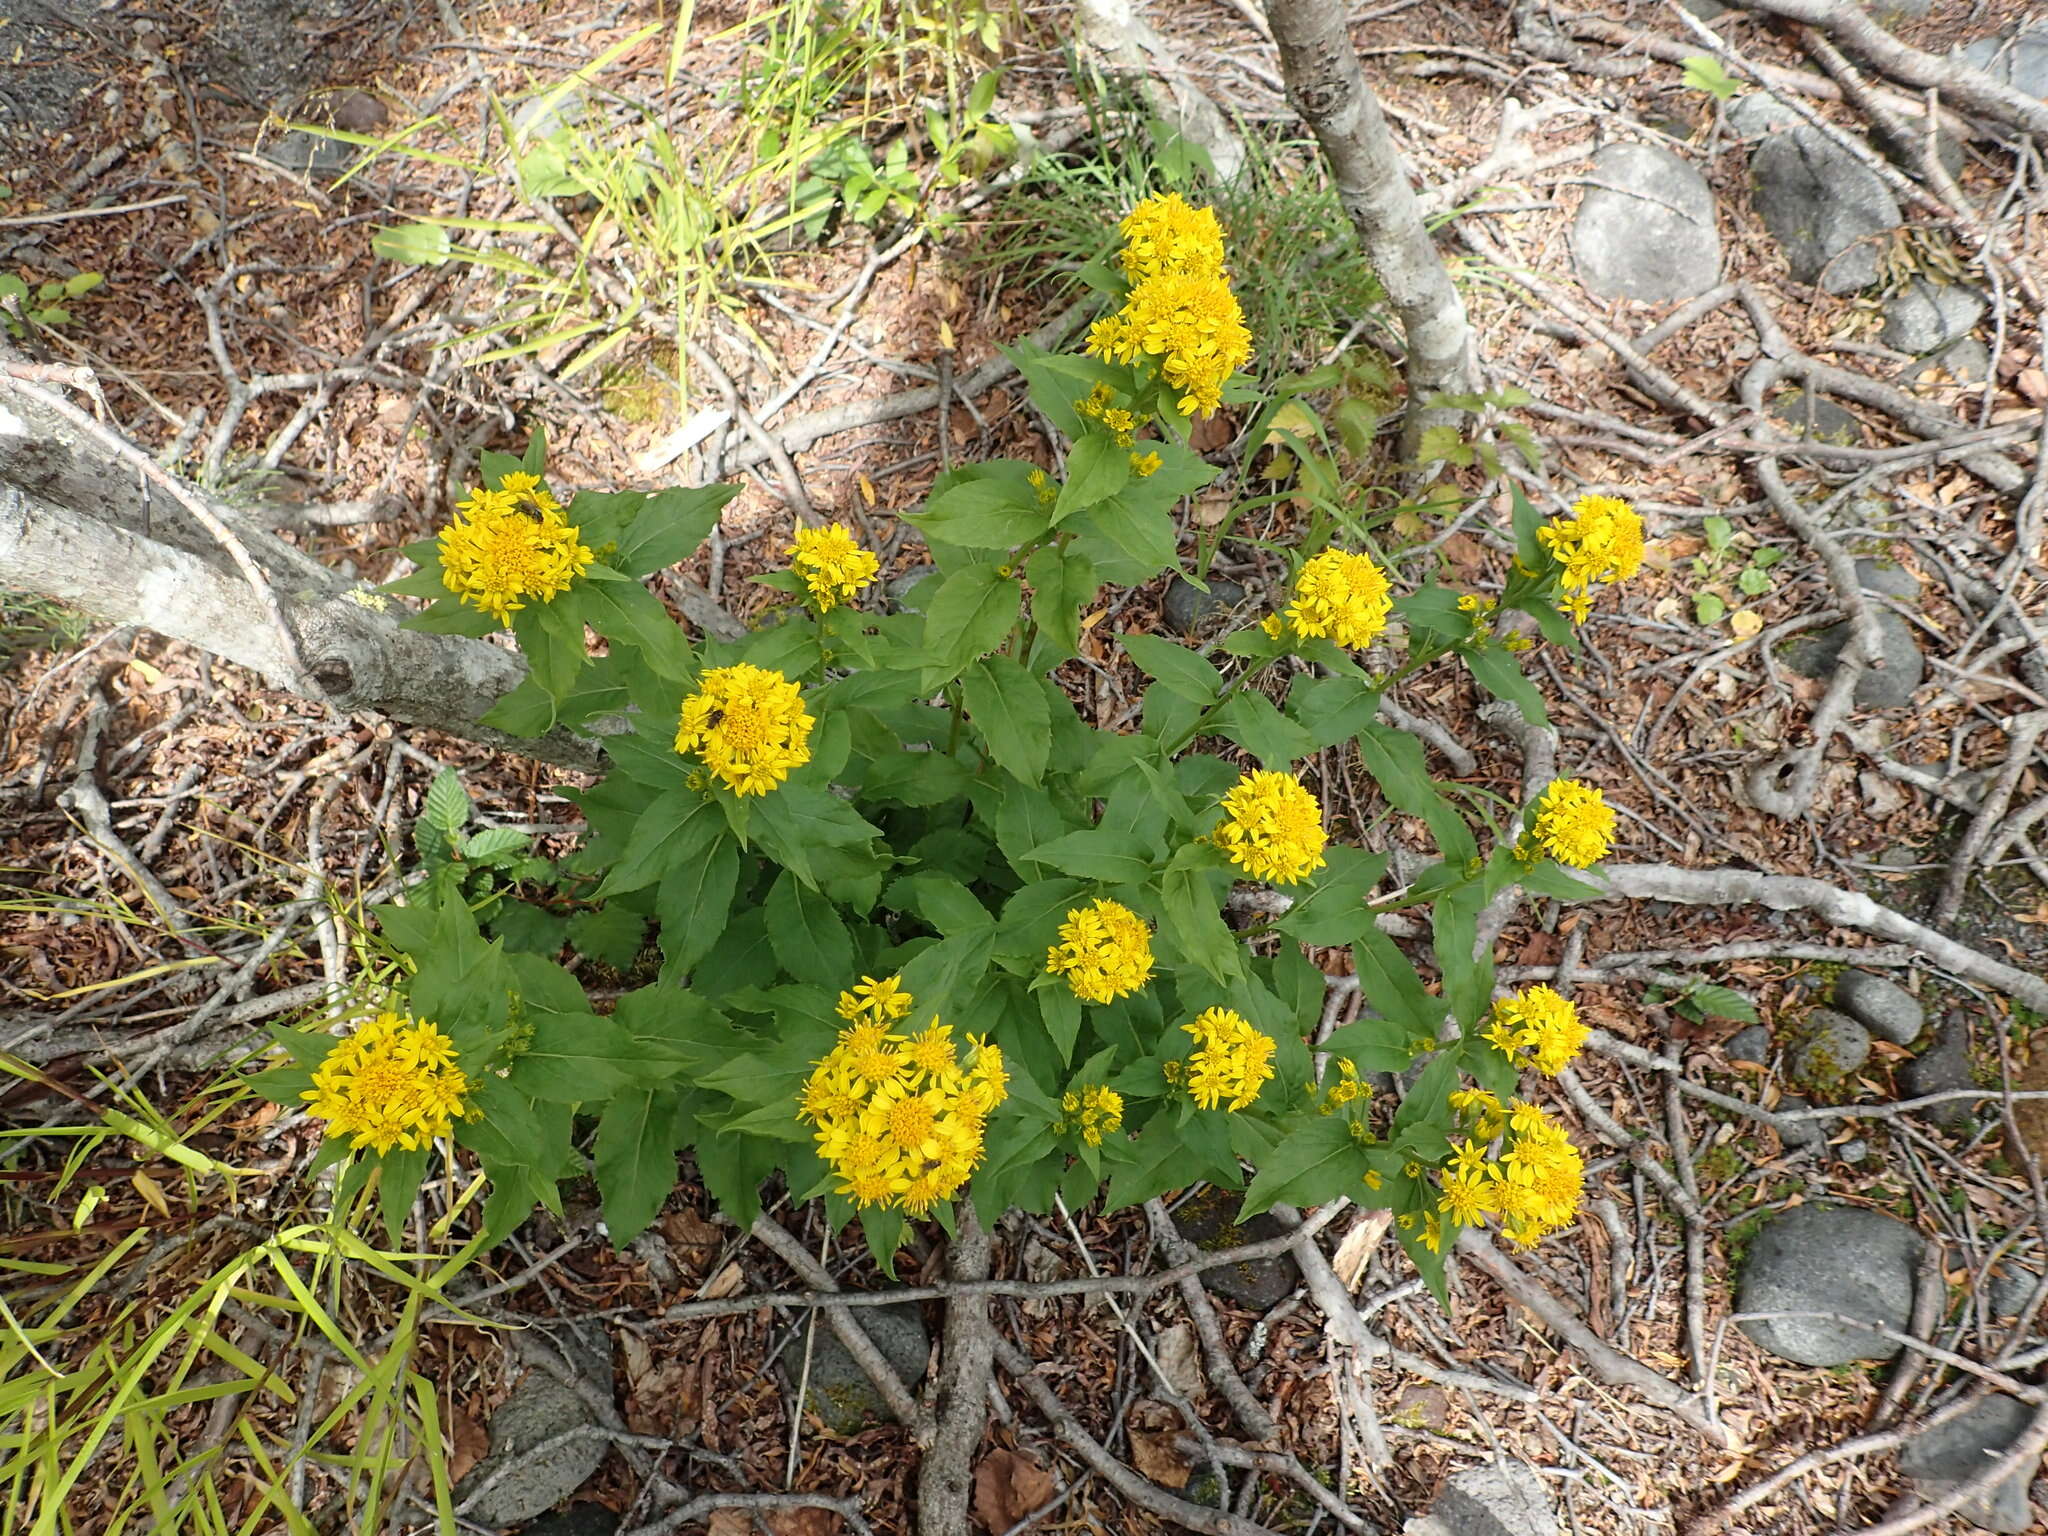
251 195 1641 1294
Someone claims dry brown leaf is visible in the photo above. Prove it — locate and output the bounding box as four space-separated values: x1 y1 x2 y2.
1154 1322 1203 1400
972 1447 1056 1531
661 1209 722 1252
707 1511 752 1536
446 1409 489 1485
697 1261 745 1301
2017 367 2048 404
766 1508 843 1536
1331 1210 1390 1292
131 1170 171 1218
1125 1400 1190 1489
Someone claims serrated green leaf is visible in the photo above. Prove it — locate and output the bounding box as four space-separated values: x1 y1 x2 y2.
1208 689 1315 768
964 655 1052 786
765 869 854 983
655 835 739 980
1120 631 1222 705
1025 545 1098 661
1054 433 1133 522
1025 828 1153 884
568 904 649 970
1240 1115 1367 1217
909 475 1047 549
594 1089 688 1245
596 787 722 898
614 483 738 575
922 564 1022 676
422 769 471 834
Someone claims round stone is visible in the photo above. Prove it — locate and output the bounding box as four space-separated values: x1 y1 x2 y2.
1571 142 1722 303
1737 1203 1922 1365
1789 1008 1872 1085
1832 969 1925 1046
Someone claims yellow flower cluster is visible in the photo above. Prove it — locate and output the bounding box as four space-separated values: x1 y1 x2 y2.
1118 191 1229 282
438 474 595 626
302 1010 472 1155
1215 770 1328 885
1537 494 1644 623
673 663 815 797
1181 1006 1276 1111
787 522 880 612
1287 548 1393 650
1528 778 1616 868
1318 1057 1369 1114
1028 468 1058 508
1437 1098 1584 1248
1086 194 1252 417
1076 382 1141 447
1045 898 1155 1004
797 976 1009 1215
1484 985 1588 1075
1058 1084 1125 1146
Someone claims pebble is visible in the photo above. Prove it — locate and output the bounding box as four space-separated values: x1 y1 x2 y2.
1901 338 1992 387
1767 385 1866 445
1726 93 1800 137
1405 1460 1557 1536
1737 1203 1923 1366
885 564 938 610
1174 1186 1301 1308
514 1506 620 1536
1776 1094 1826 1149
1854 557 1920 600
1789 1008 1873 1086
1899 1394 2039 1533
1835 1137 1871 1165
1832 970 1925 1046
1780 611 1926 709
1900 1016 1979 1134
1160 575 1247 637
799 1301 929 1434
1750 127 1902 293
1985 1265 2041 1319
1570 142 1721 303
1725 1024 1771 1065
1881 278 1987 355
457 1325 615 1528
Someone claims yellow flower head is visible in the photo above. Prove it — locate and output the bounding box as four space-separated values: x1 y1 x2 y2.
438 480 594 626
1112 272 1254 418
673 663 815 797
1129 449 1163 478
787 522 880 612
798 984 1007 1216
1286 548 1393 650
1059 1083 1125 1146
1535 494 1643 623
1181 1006 1277 1112
1045 898 1155 1005
1530 778 1616 868
1215 770 1328 885
1486 984 1588 1075
302 1010 472 1154
1320 1057 1368 1112
1118 191 1229 282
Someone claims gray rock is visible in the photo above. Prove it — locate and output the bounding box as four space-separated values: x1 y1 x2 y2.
1780 610 1925 708
1902 338 1992 386
260 129 355 180
1855 557 1920 600
1726 1025 1772 1064
1768 385 1867 445
1727 94 1802 137
1751 127 1902 293
1882 279 1987 355
1899 1394 2038 1533
515 1505 621 1536
1173 1186 1300 1308
1571 143 1722 303
884 564 938 610
1956 29 2048 101
1836 1137 1871 1164
459 1325 614 1528
1986 1265 2041 1319
1901 1017 1978 1134
1430 1460 1557 1536
1777 1094 1826 1148
1789 1008 1873 1085
1161 575 1247 637
1833 970 1926 1046
1737 1203 1923 1365
1680 0 1730 19
799 1301 928 1433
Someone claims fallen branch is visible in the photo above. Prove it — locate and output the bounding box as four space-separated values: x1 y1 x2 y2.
1935 709 2048 927
1591 864 2048 1013
916 1206 994 1536
748 1213 923 1431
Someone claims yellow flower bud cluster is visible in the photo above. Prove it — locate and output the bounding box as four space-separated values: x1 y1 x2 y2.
303 1010 472 1155
1526 778 1616 868
1483 984 1587 1075
1536 494 1643 623
1286 548 1393 651
1181 1005 1277 1112
1085 193 1252 418
1437 1096 1584 1248
1215 769 1328 886
1045 898 1155 1004
797 976 1009 1216
1057 1084 1125 1147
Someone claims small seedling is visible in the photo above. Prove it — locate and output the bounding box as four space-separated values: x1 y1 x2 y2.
1690 514 1782 632
0 269 103 335
1681 55 1741 102
1645 976 1759 1026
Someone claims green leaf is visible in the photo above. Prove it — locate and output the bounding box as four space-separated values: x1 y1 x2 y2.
421 768 471 835
614 484 738 575
462 827 531 862
1465 644 1548 728
751 782 883 890
1120 631 1222 705
1686 983 1758 1023
480 674 559 735
1054 433 1132 522
514 596 587 700
1240 1115 1368 1217
517 1011 652 1100
1079 495 1178 577
1159 851 1243 987
1026 828 1153 884
964 655 1052 785
655 836 740 980
1351 926 1446 1045
1287 673 1382 751
922 564 1022 676
568 904 649 970
1025 545 1098 661
1355 723 1476 866
1682 53 1740 100
766 869 855 983
1039 986 1082 1065
1703 514 1735 552
487 900 570 956
1694 591 1727 625
1276 847 1391 945
580 572 694 679
1519 861 1604 901
888 873 993 938
909 475 1047 549
1209 690 1315 769
1318 1013 1414 1075
693 1126 782 1230
594 1089 689 1245
597 787 722 898
1738 564 1772 597
372 222 452 266
1414 422 1472 467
